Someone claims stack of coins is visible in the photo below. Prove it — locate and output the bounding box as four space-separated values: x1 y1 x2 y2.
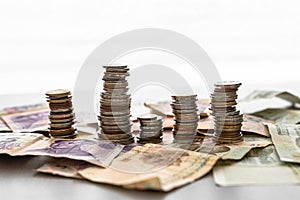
138 114 162 143
46 89 77 138
211 81 243 143
98 64 133 144
171 95 199 143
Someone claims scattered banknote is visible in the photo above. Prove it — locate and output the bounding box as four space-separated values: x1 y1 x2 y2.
0 132 123 167
197 114 272 137
267 123 300 164
37 158 93 179
0 118 11 132
0 103 47 115
37 144 143 179
241 114 273 137
144 99 211 117
241 90 300 104
170 136 272 160
252 108 300 124
38 143 219 192
213 145 300 186
1 108 49 132
0 132 45 154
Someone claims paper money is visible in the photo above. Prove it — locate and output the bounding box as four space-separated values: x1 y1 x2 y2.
1 108 49 132
213 145 300 186
0 103 47 115
81 143 219 191
0 132 45 154
213 140 272 160
38 144 219 192
37 158 93 179
267 123 300 164
27 139 124 168
0 132 123 167
241 90 300 104
242 114 273 137
0 118 11 132
170 136 272 160
198 114 272 137
252 108 300 124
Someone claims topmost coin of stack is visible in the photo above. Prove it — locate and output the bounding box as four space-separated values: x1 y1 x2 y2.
171 95 199 143
45 89 77 138
98 64 133 144
211 81 243 143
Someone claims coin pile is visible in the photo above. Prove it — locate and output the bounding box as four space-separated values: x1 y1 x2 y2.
138 114 162 143
211 81 243 143
171 95 199 143
98 64 133 144
46 89 77 138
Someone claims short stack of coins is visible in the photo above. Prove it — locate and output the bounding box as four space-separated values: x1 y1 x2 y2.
46 89 77 138
98 64 133 144
171 95 199 143
138 114 162 144
211 81 243 143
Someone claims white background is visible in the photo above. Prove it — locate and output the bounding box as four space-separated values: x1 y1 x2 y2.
0 0 299 98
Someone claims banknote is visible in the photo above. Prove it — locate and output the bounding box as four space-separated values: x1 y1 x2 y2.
26 138 124 168
198 114 272 137
1 108 49 132
0 103 47 115
0 132 123 167
144 99 211 117
0 118 11 132
241 90 300 104
213 145 300 186
38 144 219 192
37 158 93 179
267 123 300 164
170 135 272 160
252 108 300 124
0 132 45 154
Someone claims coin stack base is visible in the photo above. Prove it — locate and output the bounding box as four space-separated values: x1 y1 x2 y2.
171 95 199 144
211 81 243 143
138 114 162 144
98 65 133 145
46 89 77 138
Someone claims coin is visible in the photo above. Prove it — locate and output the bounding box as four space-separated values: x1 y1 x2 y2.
47 96 72 103
99 133 132 140
103 64 128 69
214 81 242 88
49 127 76 136
49 102 73 110
50 122 74 129
49 113 75 120
138 114 162 141
210 81 243 143
137 114 158 121
46 89 76 138
49 117 75 123
171 95 198 142
171 95 197 100
104 82 128 89
46 89 71 97
98 65 133 144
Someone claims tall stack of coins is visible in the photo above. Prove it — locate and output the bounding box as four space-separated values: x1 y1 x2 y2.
171 95 199 143
211 81 243 143
46 89 77 138
98 64 133 144
138 114 162 144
